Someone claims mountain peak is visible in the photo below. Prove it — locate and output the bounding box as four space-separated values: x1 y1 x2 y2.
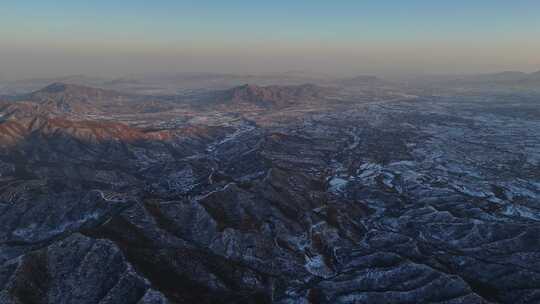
41 82 70 93
223 83 328 107
238 83 260 90
35 82 110 96
232 84 263 95
529 70 540 79
3 83 131 118
28 83 129 104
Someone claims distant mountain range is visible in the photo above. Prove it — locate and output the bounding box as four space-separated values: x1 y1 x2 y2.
0 72 393 96
332 75 388 87
0 83 176 119
26 82 127 111
455 70 540 86
0 81 340 150
0 82 337 118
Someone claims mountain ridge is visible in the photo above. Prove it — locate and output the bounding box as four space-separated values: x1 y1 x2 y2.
207 83 333 109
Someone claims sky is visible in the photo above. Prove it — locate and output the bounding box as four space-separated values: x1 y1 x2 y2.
1 1 540 80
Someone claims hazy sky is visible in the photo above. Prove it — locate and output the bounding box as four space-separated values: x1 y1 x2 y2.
1 1 540 80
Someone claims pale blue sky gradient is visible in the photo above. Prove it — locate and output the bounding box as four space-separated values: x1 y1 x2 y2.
1 1 540 79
